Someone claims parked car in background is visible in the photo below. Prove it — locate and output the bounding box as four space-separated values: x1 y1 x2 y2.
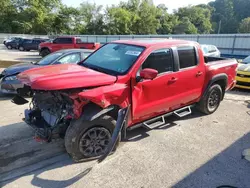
3 37 23 45
0 49 93 95
201 44 221 57
235 55 250 89
38 36 101 57
18 38 49 51
5 37 25 49
13 39 237 162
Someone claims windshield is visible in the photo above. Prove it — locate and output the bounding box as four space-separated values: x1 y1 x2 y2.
82 43 145 75
36 52 63 65
242 56 250 64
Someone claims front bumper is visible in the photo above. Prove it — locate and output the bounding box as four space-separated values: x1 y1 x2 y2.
235 71 250 89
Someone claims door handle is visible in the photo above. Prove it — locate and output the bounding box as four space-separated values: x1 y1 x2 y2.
169 77 178 83
196 71 203 77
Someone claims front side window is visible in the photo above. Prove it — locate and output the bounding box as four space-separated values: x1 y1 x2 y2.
57 53 81 64
82 43 145 75
177 46 197 69
142 49 174 74
54 38 73 44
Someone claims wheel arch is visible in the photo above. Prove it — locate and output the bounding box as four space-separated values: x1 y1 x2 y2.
80 102 122 122
202 73 228 100
40 47 51 52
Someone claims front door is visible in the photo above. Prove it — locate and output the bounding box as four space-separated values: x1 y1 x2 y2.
132 48 180 123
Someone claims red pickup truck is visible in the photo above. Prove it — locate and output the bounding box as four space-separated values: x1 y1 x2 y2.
38 36 101 57
13 39 237 162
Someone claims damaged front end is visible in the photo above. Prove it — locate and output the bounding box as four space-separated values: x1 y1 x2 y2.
14 90 79 142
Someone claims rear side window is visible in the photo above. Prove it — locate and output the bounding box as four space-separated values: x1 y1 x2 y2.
76 38 82 44
142 49 174 74
177 46 197 69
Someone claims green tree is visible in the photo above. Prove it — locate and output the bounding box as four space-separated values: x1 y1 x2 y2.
239 17 250 33
175 5 212 34
78 2 106 34
156 4 178 34
209 0 238 33
173 17 198 34
106 6 134 34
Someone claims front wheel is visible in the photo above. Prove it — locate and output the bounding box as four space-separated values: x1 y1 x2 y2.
7 45 12 49
197 84 222 115
65 115 120 162
40 49 50 57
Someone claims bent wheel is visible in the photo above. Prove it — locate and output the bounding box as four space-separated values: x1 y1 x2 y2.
65 115 120 162
79 127 111 157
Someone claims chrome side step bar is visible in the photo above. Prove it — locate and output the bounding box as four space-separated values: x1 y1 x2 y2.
174 106 192 118
129 105 193 130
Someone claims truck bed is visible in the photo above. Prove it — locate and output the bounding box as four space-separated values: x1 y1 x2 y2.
204 56 238 91
204 56 229 63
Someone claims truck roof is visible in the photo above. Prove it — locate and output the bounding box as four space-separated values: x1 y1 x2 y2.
114 38 198 48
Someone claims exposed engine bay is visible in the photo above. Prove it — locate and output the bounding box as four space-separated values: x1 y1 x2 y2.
24 90 81 141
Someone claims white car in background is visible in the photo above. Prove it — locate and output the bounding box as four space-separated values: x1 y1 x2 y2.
201 44 221 57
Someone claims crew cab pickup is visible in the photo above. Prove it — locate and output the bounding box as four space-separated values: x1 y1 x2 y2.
13 39 237 162
38 36 101 57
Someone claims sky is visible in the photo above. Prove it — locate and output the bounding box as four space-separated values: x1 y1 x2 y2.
62 0 212 13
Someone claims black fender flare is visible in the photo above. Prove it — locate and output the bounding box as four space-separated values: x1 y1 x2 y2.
202 73 228 100
81 103 115 121
40 47 51 52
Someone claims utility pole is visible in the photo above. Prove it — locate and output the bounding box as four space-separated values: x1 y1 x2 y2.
218 20 221 34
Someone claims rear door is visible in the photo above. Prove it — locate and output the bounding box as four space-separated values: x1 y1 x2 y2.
172 46 206 106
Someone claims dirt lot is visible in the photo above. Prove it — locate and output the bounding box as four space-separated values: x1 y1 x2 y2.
0 90 250 188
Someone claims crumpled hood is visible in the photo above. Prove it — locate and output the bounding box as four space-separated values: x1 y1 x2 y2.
2 62 38 76
17 64 117 90
237 63 250 72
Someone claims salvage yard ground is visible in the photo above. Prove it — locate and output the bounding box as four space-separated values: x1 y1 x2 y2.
0 44 40 67
0 89 250 188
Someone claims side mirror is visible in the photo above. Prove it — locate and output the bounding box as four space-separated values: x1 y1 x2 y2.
140 68 158 80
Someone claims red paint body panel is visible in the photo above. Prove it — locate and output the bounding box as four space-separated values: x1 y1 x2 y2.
39 37 101 53
17 64 116 90
18 39 238 127
78 83 130 108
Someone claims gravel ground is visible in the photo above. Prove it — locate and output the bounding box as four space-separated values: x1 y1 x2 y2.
0 89 250 188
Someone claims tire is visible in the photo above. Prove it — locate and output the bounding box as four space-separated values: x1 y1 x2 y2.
7 45 12 50
40 49 50 57
65 115 120 162
197 84 223 115
19 46 25 51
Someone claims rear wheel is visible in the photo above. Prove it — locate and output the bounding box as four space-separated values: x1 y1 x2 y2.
7 45 12 49
19 46 25 51
197 84 222 115
40 49 50 57
65 115 120 162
